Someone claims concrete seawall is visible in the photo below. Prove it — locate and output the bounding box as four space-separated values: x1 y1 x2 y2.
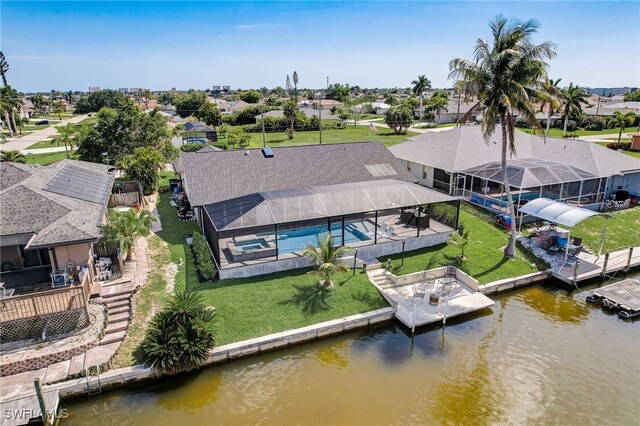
47 307 396 399
480 271 551 295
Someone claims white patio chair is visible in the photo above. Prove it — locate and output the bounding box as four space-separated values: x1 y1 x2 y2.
412 284 427 303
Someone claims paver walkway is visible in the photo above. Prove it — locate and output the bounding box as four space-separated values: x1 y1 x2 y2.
1 115 88 151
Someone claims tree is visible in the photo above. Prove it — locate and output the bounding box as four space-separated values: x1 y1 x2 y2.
17 116 29 134
139 291 215 374
74 89 134 114
449 14 556 258
325 83 350 102
427 95 448 123
54 122 76 159
117 146 165 194
238 90 261 104
337 108 351 124
0 150 26 163
157 92 175 105
52 101 65 120
384 107 413 134
286 75 292 99
292 71 299 100
453 80 473 126
197 101 222 128
607 110 636 147
226 126 250 148
539 78 562 136
448 230 471 264
65 90 75 106
0 86 21 136
138 89 154 109
0 51 8 86
560 83 588 133
283 100 299 136
623 89 640 102
174 90 207 118
411 75 432 122
303 234 352 288
101 208 156 260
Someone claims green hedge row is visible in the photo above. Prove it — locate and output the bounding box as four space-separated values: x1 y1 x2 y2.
191 232 217 281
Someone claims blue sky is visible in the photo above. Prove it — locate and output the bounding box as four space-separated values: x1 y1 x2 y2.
2 1 639 92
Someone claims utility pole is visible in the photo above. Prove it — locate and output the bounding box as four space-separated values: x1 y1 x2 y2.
261 98 266 147
317 91 323 144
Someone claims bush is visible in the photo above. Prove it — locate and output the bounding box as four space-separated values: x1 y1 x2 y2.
563 132 578 139
607 141 631 150
213 141 229 150
180 144 205 152
191 232 217 281
564 120 578 131
580 116 605 130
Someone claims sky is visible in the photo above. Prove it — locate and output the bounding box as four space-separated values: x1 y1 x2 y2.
1 1 639 92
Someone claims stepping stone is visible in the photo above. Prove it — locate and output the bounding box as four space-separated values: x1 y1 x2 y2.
84 342 121 369
107 305 130 315
104 323 128 335
68 354 86 377
107 311 131 324
43 360 71 384
100 331 127 346
106 299 130 310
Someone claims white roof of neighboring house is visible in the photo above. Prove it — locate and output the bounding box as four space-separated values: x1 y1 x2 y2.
389 125 640 178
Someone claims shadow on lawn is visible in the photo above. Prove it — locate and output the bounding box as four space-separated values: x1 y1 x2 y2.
280 283 332 315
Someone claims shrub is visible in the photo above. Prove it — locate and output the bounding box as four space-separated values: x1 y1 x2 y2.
191 232 217 281
180 144 204 152
213 141 228 150
285 128 294 139
139 291 215 373
580 116 605 130
564 120 578 131
563 132 578 139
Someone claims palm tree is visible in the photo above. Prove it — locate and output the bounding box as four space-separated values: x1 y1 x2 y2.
292 71 299 101
0 91 13 137
428 95 448 123
0 150 27 163
539 78 562 136
54 122 76 159
411 75 432 122
101 209 156 260
0 86 21 136
0 51 8 86
18 116 29 135
560 83 588 133
449 15 556 258
453 80 473 126
607 110 636 148
283 100 299 137
303 234 352 288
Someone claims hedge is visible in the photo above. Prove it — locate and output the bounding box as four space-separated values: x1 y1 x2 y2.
191 232 217 281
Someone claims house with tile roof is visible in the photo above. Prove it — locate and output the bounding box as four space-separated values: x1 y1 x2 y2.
175 142 460 278
0 160 115 292
390 126 640 213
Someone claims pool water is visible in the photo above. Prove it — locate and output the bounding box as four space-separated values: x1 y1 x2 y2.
234 238 270 252
260 220 373 254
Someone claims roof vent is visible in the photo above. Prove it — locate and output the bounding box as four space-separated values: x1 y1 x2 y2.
262 147 274 158
244 150 250 156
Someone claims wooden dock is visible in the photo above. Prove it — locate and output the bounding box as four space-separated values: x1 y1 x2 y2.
586 277 640 319
0 390 60 426
367 267 495 328
552 247 639 285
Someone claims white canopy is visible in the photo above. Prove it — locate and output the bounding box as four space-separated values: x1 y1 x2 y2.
518 198 603 228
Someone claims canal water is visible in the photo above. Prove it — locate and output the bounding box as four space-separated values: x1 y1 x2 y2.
63 281 639 425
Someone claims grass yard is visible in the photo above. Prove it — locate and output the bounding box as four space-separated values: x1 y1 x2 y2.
571 208 640 253
27 139 62 149
154 186 387 346
246 125 417 148
383 205 547 284
518 126 637 138
25 150 76 165
595 141 640 159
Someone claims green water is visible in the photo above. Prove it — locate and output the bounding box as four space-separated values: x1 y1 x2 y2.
63 282 640 425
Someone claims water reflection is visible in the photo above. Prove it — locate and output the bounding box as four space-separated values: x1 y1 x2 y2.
517 284 590 324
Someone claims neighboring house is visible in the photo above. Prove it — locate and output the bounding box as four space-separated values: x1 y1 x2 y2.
175 142 459 279
254 107 338 121
228 100 258 113
352 102 391 115
184 121 217 143
0 160 115 341
310 99 343 111
631 133 640 151
389 126 640 213
208 97 231 112
21 98 35 119
583 100 640 117
414 97 482 124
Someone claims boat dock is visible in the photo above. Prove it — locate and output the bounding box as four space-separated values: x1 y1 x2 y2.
0 390 60 426
367 266 494 328
552 247 639 285
586 277 640 319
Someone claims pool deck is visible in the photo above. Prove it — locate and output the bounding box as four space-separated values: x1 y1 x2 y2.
367 267 495 328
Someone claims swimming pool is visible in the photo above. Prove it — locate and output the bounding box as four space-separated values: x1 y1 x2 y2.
259 220 373 254
233 238 271 252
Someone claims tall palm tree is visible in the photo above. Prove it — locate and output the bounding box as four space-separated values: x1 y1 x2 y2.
560 83 588 133
411 75 431 122
101 209 156 260
0 90 13 137
454 80 473 126
0 150 27 163
449 15 556 258
607 110 636 148
539 78 562 136
283 100 299 136
303 234 352 288
55 122 76 159
0 51 8 87
428 95 449 123
0 86 21 136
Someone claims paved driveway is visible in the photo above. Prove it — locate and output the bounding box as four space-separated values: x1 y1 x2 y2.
1 115 88 152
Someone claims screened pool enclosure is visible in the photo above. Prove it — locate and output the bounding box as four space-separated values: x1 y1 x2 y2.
454 158 606 213
201 180 460 270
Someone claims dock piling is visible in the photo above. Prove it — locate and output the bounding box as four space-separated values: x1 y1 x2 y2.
601 253 610 277
626 247 634 272
573 260 580 285
34 378 50 425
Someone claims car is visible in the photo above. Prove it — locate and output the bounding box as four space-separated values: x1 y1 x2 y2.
35 120 49 125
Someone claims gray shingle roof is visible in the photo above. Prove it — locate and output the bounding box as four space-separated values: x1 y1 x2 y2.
0 160 115 247
0 163 31 188
184 122 215 133
389 126 640 178
179 141 417 206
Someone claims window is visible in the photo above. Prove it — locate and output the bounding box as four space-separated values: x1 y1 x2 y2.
407 161 411 172
422 165 428 180
433 168 449 183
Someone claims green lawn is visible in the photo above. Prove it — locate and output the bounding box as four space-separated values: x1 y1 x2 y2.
383 205 547 284
246 125 417 148
27 139 62 149
25 150 76 165
572 208 640 253
595 141 640 159
154 188 387 345
518 126 637 138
